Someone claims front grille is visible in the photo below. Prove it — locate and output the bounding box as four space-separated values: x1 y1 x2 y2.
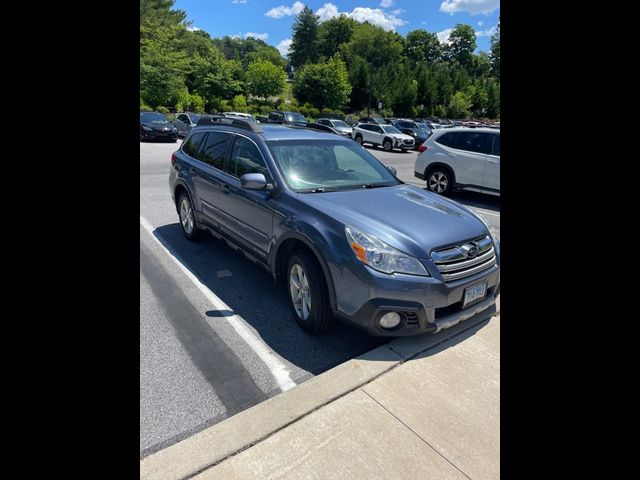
403 138 414 145
403 312 419 327
431 236 497 282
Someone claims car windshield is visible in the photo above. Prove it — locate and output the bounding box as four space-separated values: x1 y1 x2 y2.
141 112 168 123
381 125 401 134
189 114 201 123
267 140 400 192
285 112 306 123
415 122 431 131
331 120 349 128
398 121 418 129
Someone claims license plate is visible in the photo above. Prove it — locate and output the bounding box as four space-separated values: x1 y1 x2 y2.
462 282 487 308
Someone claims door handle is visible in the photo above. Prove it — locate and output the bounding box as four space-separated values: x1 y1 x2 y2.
222 183 230 194
189 167 197 177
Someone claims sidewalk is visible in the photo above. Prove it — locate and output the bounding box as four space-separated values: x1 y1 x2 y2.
141 300 499 480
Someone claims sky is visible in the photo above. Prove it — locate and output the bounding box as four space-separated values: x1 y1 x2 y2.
173 0 500 58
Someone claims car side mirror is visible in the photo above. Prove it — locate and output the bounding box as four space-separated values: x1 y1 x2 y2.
240 173 268 190
386 166 397 176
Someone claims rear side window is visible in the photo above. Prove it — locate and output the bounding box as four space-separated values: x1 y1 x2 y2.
491 134 500 156
228 136 270 179
451 132 490 154
182 131 206 158
436 132 456 147
196 131 231 169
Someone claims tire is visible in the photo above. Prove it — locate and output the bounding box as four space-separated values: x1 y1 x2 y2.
383 138 393 152
426 167 453 195
355 134 363 145
287 251 332 334
177 193 201 241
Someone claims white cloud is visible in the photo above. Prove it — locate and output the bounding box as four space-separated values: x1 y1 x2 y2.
245 32 269 40
276 38 293 56
348 7 407 30
475 25 497 37
317 2 339 21
421 21 427 25
265 1 305 19
436 28 453 44
380 0 395 7
187 26 201 31
314 3 407 31
391 8 405 15
477 20 484 26
440 0 499 15
232 0 247 4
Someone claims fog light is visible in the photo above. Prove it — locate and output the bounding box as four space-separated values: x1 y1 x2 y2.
379 312 401 329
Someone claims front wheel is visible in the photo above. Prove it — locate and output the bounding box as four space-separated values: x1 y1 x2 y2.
383 139 393 151
355 134 363 145
287 252 332 333
426 168 453 195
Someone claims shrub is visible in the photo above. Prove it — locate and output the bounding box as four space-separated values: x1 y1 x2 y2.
156 106 169 114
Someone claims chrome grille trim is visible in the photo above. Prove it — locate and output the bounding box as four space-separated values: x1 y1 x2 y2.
431 236 497 282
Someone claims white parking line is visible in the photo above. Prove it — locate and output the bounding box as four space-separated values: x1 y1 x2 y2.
140 215 297 392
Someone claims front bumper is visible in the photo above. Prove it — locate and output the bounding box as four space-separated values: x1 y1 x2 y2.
333 262 500 336
141 129 178 140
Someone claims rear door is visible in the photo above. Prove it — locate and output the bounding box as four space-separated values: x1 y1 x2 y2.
190 130 232 229
449 131 491 187
482 133 500 192
218 135 274 260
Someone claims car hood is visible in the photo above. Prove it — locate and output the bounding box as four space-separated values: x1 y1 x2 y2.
142 121 174 130
296 184 487 257
389 133 414 141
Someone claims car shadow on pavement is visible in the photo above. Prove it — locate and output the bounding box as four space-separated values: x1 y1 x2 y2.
153 223 389 376
444 190 501 213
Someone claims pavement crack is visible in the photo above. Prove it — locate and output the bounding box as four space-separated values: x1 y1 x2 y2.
361 389 473 480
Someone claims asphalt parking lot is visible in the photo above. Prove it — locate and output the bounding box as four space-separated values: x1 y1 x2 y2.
140 138 500 458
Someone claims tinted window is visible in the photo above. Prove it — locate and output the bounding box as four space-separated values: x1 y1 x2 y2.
381 125 401 134
373 126 383 133
285 112 306 123
182 131 206 158
269 112 283 120
229 136 269 178
452 132 490 154
359 124 372 131
178 114 188 122
141 112 168 123
332 120 348 128
491 134 500 156
317 119 329 125
436 132 456 147
398 121 417 129
189 114 201 124
197 131 231 169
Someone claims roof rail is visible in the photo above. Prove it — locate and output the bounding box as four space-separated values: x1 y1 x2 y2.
196 115 263 133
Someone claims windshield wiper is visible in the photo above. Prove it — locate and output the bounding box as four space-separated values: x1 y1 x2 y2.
298 187 335 193
361 183 391 189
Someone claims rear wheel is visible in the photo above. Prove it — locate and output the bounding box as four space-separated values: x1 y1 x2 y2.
426 168 453 195
287 252 332 333
178 193 201 240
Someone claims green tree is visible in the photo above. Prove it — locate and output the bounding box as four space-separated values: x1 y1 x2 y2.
292 55 352 110
246 59 286 100
447 91 472 118
317 15 358 61
404 29 441 64
290 6 320 69
445 24 476 67
490 19 500 79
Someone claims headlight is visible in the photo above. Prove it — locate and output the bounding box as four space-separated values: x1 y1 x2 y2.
172 127 178 132
142 125 153 131
345 226 430 276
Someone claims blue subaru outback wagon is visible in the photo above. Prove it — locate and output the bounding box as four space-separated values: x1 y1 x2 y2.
169 116 499 336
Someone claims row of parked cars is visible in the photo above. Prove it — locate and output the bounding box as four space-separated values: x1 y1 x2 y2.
167 114 500 336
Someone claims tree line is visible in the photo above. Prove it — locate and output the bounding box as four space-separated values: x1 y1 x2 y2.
140 0 500 119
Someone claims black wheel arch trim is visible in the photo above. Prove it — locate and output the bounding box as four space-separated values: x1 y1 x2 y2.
424 162 456 183
270 231 337 311
173 179 197 215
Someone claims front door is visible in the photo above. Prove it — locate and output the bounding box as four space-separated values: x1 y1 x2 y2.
218 135 274 259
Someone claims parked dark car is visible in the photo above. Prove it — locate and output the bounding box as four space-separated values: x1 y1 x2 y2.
169 117 499 336
140 111 178 142
305 121 351 138
392 120 430 147
267 111 307 126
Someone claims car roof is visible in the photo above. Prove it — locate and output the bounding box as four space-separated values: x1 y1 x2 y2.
192 122 350 142
432 127 499 134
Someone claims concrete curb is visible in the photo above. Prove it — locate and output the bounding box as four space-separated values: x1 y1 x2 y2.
141 303 497 480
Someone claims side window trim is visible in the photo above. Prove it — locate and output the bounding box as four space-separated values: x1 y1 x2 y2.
227 133 274 181
180 131 206 159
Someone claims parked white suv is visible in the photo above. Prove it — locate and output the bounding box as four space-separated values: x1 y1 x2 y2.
414 128 500 196
352 123 415 152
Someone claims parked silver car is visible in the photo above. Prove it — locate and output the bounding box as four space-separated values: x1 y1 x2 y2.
414 128 500 196
316 118 353 137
